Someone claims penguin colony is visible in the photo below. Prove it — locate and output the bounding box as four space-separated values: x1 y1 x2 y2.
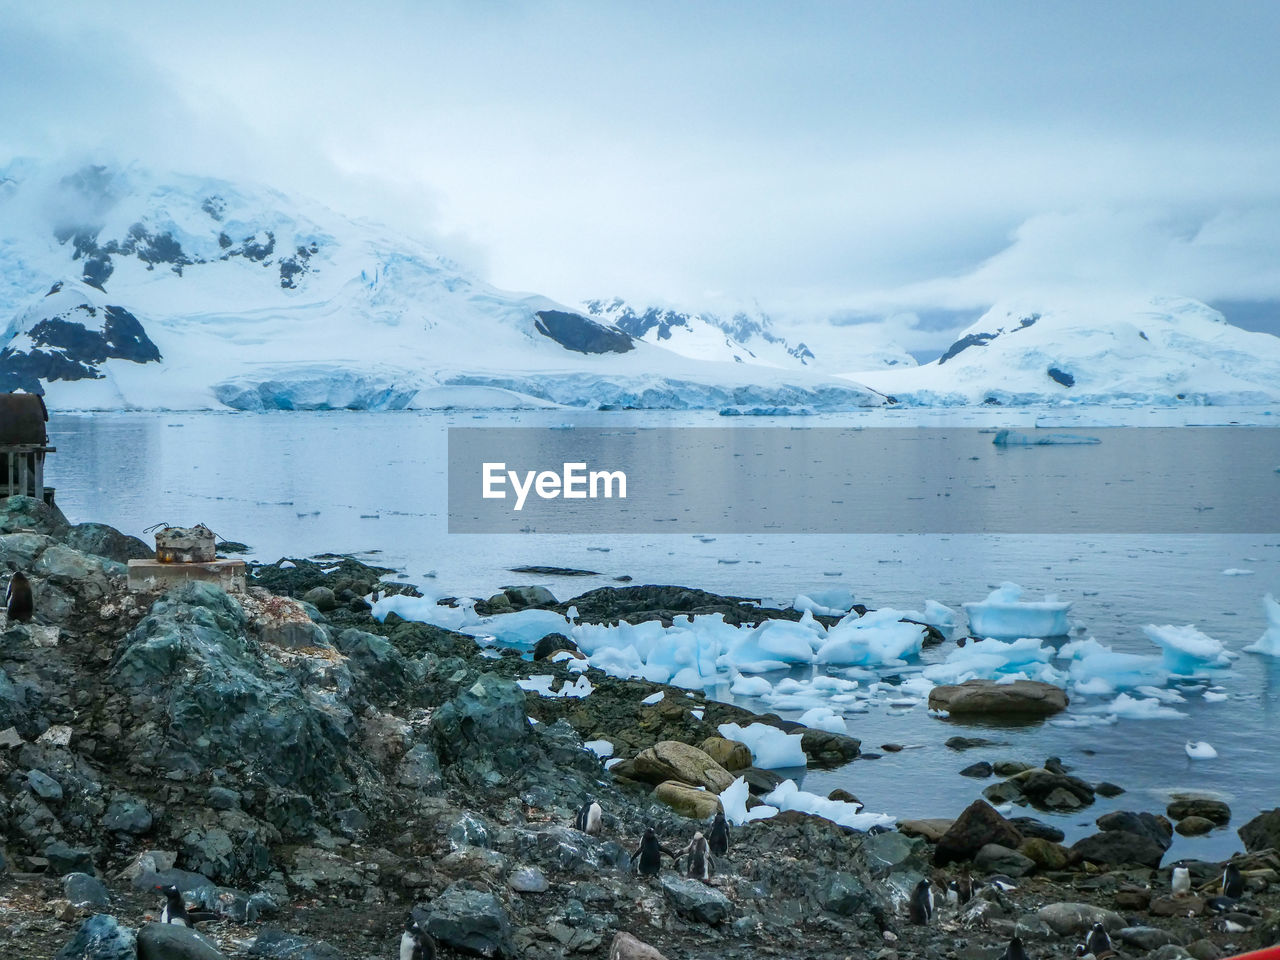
142 792 1262 956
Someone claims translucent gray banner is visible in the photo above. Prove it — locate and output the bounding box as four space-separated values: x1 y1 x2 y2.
447 427 1280 533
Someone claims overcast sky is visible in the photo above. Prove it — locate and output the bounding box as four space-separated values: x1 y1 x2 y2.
3 1 1279 339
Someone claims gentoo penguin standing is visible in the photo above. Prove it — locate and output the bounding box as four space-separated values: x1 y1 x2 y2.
156 885 217 926
400 917 436 960
574 798 603 836
1085 922 1112 958
1222 862 1244 899
908 878 933 925
633 826 664 876
1171 865 1191 896
5 570 33 623
708 810 729 856
1000 934 1029 960
681 831 713 882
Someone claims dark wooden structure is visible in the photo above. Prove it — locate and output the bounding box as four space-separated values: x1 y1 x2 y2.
0 393 56 504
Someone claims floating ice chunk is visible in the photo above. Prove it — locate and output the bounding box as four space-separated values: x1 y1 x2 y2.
718 722 807 769
1073 677 1116 696
1059 637 1168 693
793 587 856 616
923 635 1057 684
798 707 848 734
1142 623 1234 673
1135 685 1186 703
723 617 823 673
1223 568 1254 576
964 583 1072 639
1203 690 1228 702
815 608 925 666
1049 713 1117 728
1092 692 1188 720
730 675 774 697
1244 594 1280 656
718 776 779 825
993 429 1100 445
585 739 614 758
922 600 957 630
641 692 665 705
762 780 896 831
1185 740 1218 759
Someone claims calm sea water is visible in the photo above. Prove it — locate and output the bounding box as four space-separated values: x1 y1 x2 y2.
47 409 1280 861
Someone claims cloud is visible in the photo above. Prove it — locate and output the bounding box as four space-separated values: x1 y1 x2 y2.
1 0 1279 332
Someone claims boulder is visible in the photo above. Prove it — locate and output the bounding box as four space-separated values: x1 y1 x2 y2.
64 522 152 563
1096 810 1172 850
137 923 228 959
415 884 514 958
102 794 153 834
632 741 734 792
44 841 95 875
1036 902 1127 936
799 728 862 765
609 932 670 960
1009 817 1064 843
960 761 993 778
1017 837 1072 870
974 843 1036 877
1176 816 1215 836
897 818 954 843
654 780 723 819
430 674 529 774
1167 797 1230 825
1012 769 1095 808
700 736 752 771
55 914 137 960
301 586 337 611
504 585 557 608
1117 927 1185 951
660 874 733 925
934 800 1024 866
1238 808 1280 853
928 679 1068 717
247 929 343 959
64 872 111 908
532 632 577 661
822 871 875 915
1071 830 1165 868
508 866 550 893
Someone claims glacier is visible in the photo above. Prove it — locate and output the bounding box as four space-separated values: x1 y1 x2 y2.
855 296 1280 406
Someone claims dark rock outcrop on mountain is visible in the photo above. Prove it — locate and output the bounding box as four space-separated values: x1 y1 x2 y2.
533 309 635 354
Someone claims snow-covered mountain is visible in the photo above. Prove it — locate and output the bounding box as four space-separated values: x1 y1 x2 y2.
852 297 1280 406
582 297 917 372
0 161 885 411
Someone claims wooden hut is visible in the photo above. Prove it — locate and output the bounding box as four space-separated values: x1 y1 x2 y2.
0 393 56 504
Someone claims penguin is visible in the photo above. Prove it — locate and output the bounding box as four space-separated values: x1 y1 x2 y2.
633 826 664 876
5 570 33 624
1000 934 1029 960
1222 862 1244 899
681 831 712 882
1072 947 1093 960
574 798 603 836
1085 922 1112 958
986 874 1018 892
708 809 729 856
908 878 933 925
1171 865 1191 896
156 885 218 926
400 917 436 960
1207 895 1240 914
950 870 973 906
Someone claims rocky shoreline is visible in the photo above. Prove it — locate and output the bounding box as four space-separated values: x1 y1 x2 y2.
1 494 1277 960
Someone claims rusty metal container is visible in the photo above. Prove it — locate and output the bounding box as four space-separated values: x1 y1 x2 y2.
0 393 48 445
154 524 217 563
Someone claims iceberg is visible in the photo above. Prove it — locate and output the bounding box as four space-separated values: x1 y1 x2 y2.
963 582 1072 639
718 776 779 826
729 674 774 697
372 592 479 632
1057 637 1168 694
1142 623 1234 673
922 636 1058 685
793 587 857 616
718 722 807 769
761 780 896 831
1243 594 1280 656
992 429 1101 445
814 608 925 666
1090 692 1188 720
